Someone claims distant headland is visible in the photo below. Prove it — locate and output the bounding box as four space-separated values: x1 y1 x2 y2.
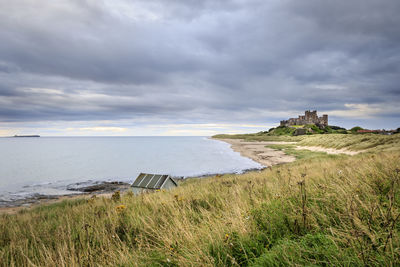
13 135 40 138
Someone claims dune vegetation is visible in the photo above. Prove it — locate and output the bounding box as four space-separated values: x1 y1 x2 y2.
296 134 400 152
1 135 400 266
214 132 400 152
212 133 307 142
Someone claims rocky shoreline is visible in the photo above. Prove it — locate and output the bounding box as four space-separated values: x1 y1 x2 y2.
66 181 131 193
0 181 132 210
1 140 290 213
0 168 265 212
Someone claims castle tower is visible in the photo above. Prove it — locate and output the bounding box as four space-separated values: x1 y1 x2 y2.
322 114 328 126
310 110 317 120
305 110 310 120
305 110 317 124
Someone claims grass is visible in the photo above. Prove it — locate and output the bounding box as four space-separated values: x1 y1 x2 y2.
266 144 340 160
213 133 306 142
214 132 400 152
297 134 400 152
1 136 400 266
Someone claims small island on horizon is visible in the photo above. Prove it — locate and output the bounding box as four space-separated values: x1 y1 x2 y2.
13 135 40 138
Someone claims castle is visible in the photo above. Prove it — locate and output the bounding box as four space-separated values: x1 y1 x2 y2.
280 110 328 127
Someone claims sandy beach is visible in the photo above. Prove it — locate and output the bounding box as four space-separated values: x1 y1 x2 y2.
217 139 297 167
216 138 362 167
295 145 361 155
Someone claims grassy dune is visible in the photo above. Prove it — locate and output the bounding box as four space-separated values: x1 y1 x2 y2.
214 133 400 152
212 133 306 142
297 134 400 152
1 135 400 266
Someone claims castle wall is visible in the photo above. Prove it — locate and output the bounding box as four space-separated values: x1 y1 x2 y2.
280 110 328 127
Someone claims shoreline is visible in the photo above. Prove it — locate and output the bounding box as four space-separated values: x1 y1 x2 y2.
215 138 362 162
0 193 99 215
215 138 297 167
0 182 132 214
0 138 360 214
0 138 307 214
0 171 263 214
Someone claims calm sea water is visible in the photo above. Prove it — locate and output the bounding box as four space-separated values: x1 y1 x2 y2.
0 136 262 204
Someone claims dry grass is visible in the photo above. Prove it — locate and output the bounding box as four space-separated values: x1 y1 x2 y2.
215 132 400 152
297 134 400 152
1 136 400 266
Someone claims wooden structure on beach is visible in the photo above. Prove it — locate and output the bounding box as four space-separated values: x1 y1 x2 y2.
131 173 178 194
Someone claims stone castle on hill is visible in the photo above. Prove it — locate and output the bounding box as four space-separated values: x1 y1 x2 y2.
280 110 328 127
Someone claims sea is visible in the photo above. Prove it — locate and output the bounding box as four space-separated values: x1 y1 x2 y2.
0 136 263 206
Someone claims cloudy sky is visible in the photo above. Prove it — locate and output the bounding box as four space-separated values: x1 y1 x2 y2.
0 0 399 136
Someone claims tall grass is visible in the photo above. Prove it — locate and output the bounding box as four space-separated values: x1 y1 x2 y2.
297 133 400 152
1 148 400 266
215 133 400 152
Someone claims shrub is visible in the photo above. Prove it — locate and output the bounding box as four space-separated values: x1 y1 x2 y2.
329 125 346 130
350 126 363 133
323 125 334 133
337 129 348 134
268 126 296 136
308 124 324 134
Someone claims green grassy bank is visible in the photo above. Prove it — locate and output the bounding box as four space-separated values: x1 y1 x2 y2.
1 134 400 266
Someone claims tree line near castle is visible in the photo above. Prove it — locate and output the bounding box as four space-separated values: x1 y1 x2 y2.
265 110 400 136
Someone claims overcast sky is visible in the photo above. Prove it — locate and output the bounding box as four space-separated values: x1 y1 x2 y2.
0 0 399 136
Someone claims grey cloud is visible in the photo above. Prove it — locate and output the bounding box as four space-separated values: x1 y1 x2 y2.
287 1 400 39
0 0 399 129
